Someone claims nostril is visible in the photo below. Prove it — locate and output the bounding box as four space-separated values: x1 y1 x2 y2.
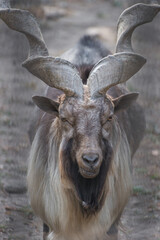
82 154 99 165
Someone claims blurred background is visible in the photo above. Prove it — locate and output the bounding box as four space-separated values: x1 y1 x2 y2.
0 0 159 239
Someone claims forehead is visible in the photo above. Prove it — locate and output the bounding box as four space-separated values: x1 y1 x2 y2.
59 96 114 118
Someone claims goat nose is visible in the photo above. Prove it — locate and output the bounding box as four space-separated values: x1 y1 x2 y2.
82 154 99 166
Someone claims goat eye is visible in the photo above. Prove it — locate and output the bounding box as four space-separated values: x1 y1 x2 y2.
102 115 113 126
61 117 67 122
61 117 72 126
108 115 113 121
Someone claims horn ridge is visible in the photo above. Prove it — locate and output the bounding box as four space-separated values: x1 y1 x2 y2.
87 3 160 98
116 3 160 53
0 1 84 97
23 56 84 98
23 56 80 73
0 8 49 57
88 53 146 99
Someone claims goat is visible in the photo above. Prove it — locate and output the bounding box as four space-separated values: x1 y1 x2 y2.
0 1 160 240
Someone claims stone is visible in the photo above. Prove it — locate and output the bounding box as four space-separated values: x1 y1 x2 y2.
4 179 27 194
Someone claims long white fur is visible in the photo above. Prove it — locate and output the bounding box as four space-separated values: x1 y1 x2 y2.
27 117 132 240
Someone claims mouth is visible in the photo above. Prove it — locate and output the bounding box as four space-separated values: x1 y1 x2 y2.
79 167 99 179
61 138 112 213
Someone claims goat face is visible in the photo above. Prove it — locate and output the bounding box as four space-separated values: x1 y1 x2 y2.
59 95 114 173
33 88 138 212
59 94 114 211
33 91 119 211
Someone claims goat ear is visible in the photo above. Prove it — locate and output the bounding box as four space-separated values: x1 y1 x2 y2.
113 92 139 112
32 96 59 115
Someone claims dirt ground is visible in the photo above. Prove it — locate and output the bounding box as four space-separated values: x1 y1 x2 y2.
0 0 160 239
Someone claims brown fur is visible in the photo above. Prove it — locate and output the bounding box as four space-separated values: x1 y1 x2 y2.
27 31 145 240
27 83 144 239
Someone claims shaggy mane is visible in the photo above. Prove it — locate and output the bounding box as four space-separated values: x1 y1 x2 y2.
61 138 113 215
